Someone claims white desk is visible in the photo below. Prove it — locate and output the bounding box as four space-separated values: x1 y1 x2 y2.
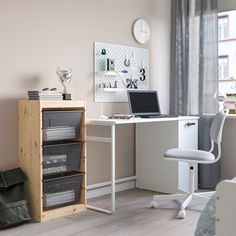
87 116 198 214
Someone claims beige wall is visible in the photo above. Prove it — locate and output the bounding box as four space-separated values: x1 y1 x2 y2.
0 0 171 184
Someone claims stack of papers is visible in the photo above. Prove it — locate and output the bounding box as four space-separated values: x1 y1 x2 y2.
28 91 63 100
43 154 67 175
44 190 75 207
43 166 67 175
43 155 67 164
43 126 76 141
109 113 134 119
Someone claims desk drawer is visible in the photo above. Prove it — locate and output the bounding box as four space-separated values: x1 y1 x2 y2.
136 118 199 194
178 119 198 149
178 119 198 192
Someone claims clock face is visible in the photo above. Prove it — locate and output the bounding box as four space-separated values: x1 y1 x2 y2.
133 19 150 44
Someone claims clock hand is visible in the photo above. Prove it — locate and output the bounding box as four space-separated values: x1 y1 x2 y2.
141 23 144 32
140 24 148 33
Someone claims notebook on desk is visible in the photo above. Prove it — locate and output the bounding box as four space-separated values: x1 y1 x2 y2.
127 90 177 118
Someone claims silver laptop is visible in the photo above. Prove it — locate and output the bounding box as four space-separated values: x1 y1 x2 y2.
127 90 176 118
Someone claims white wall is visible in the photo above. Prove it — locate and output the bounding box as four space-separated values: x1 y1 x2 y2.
150 0 171 113
219 0 236 12
221 118 236 179
0 0 172 185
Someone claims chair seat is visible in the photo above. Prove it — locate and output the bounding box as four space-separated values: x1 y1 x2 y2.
164 148 215 162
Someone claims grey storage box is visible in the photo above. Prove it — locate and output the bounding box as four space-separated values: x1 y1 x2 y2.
43 172 83 209
43 142 83 175
43 110 82 141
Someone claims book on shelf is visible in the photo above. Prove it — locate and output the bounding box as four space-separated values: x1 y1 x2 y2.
29 96 63 101
28 90 63 100
28 91 62 96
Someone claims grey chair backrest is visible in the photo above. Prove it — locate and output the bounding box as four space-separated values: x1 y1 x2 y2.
210 110 227 144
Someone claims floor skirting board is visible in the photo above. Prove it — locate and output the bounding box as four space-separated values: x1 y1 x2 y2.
87 176 137 199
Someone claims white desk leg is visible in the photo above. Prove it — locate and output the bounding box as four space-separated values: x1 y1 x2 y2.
111 124 116 212
87 124 116 215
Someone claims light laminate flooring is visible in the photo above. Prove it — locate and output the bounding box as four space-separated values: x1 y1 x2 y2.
1 189 207 236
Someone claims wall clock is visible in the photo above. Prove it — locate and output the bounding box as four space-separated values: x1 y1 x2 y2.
133 19 151 44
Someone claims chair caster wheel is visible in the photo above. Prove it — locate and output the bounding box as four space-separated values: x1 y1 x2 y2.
178 210 186 219
150 200 159 208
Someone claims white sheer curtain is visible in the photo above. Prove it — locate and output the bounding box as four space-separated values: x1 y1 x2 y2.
170 0 218 116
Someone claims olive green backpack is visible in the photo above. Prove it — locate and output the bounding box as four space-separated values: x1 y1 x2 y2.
0 168 31 228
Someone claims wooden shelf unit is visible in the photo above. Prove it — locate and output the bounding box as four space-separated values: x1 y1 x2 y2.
18 100 87 222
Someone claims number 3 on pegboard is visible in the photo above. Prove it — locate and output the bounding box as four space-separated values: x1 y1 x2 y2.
140 68 146 81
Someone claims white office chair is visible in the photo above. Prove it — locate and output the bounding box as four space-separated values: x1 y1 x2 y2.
150 110 227 219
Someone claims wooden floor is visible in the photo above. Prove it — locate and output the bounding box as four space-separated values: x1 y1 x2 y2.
1 189 207 236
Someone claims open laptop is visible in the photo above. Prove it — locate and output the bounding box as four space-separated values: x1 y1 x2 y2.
127 90 176 118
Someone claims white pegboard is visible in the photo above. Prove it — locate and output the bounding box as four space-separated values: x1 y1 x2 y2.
94 42 149 102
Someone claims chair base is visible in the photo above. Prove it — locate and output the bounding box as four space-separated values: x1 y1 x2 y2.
150 191 215 219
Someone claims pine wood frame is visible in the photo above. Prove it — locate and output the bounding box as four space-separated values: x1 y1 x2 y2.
18 100 87 222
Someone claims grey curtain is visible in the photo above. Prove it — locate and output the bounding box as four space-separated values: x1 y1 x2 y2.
170 0 218 116
170 0 220 188
197 0 218 115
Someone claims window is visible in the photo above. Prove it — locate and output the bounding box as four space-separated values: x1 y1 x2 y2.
218 16 229 40
218 10 236 110
218 56 229 80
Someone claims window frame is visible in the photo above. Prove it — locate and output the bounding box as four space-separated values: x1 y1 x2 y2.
218 55 229 81
218 15 229 40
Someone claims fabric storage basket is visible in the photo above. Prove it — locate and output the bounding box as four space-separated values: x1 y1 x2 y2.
42 110 82 141
43 171 83 209
43 141 83 175
0 168 31 228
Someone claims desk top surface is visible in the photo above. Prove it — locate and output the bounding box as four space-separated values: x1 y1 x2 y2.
87 116 199 126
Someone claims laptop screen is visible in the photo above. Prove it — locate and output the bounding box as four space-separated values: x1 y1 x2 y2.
128 90 161 117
